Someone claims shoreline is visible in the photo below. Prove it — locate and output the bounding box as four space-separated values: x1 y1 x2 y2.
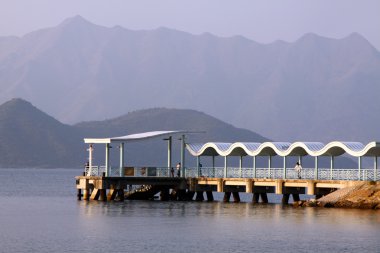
294 181 380 209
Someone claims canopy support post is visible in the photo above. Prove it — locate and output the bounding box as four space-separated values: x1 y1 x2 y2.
283 156 287 179
105 143 110 177
375 156 378 181
239 156 243 178
212 156 215 178
119 143 124 177
315 156 319 180
180 135 185 177
358 156 362 180
268 156 272 179
253 156 256 178
330 156 334 180
197 156 200 177
224 156 228 178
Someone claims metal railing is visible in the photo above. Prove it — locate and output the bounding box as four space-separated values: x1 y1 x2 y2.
84 166 379 181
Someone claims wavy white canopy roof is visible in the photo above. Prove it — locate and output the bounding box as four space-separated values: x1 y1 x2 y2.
186 141 380 157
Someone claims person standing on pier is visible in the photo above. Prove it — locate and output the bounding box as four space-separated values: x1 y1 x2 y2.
176 162 181 177
295 162 302 179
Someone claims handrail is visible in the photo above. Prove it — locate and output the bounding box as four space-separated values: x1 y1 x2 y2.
83 165 379 181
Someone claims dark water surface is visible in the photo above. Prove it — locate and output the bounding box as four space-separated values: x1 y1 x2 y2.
0 168 379 253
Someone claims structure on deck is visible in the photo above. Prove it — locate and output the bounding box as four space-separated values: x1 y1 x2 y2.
76 131 380 204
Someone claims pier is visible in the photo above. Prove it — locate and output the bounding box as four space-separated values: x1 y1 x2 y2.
76 131 380 204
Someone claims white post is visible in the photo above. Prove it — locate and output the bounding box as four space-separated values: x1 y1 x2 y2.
197 156 200 177
212 156 215 177
358 156 362 180
330 156 334 180
180 135 185 177
283 156 287 179
87 144 93 176
268 156 272 178
119 143 124 177
315 156 319 180
239 156 243 178
224 156 228 178
375 156 378 181
105 143 110 177
253 156 256 178
167 136 172 171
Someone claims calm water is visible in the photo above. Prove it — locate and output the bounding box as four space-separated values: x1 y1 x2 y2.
0 168 379 253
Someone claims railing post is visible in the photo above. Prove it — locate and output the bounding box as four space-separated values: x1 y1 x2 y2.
283 156 287 179
358 156 362 181
314 156 319 180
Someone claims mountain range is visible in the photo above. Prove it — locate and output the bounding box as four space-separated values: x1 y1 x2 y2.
0 98 270 168
0 16 379 143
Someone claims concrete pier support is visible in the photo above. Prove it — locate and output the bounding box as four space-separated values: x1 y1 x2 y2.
195 191 205 201
99 189 107 201
223 192 231 202
292 194 300 202
282 194 290 204
260 193 268 203
77 189 82 200
206 191 214 201
160 188 170 201
186 190 195 201
107 189 118 201
232 192 240 203
252 193 260 203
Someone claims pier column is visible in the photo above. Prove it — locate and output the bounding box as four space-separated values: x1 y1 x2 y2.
315 156 319 180
245 179 253 193
292 194 300 202
223 192 231 202
239 156 243 178
180 135 186 177
119 143 124 177
105 143 110 177
195 191 204 201
375 156 378 181
232 192 240 203
166 136 172 172
212 156 215 177
224 156 228 178
358 156 362 180
197 156 200 177
252 193 260 203
282 194 290 204
217 178 224 192
330 156 334 180
260 193 268 203
268 156 272 178
206 191 214 201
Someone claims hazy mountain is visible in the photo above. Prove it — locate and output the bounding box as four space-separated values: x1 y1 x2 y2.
1 16 379 143
0 99 270 168
0 98 84 167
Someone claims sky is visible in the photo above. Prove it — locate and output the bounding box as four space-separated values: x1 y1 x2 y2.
0 0 379 50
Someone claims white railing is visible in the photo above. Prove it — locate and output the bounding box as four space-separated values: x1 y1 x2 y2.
84 165 379 181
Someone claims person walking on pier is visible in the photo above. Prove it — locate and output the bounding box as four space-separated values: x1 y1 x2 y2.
295 162 302 179
176 162 181 177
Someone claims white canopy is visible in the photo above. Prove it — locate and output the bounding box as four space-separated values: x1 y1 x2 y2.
84 130 201 144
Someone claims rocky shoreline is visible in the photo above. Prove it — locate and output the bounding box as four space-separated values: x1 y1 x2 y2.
294 182 380 209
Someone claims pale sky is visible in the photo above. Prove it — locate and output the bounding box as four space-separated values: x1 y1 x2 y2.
0 0 379 50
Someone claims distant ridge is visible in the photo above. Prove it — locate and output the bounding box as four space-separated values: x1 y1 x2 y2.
0 16 379 143
0 99 269 168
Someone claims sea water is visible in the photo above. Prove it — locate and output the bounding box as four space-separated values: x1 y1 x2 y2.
0 168 379 253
